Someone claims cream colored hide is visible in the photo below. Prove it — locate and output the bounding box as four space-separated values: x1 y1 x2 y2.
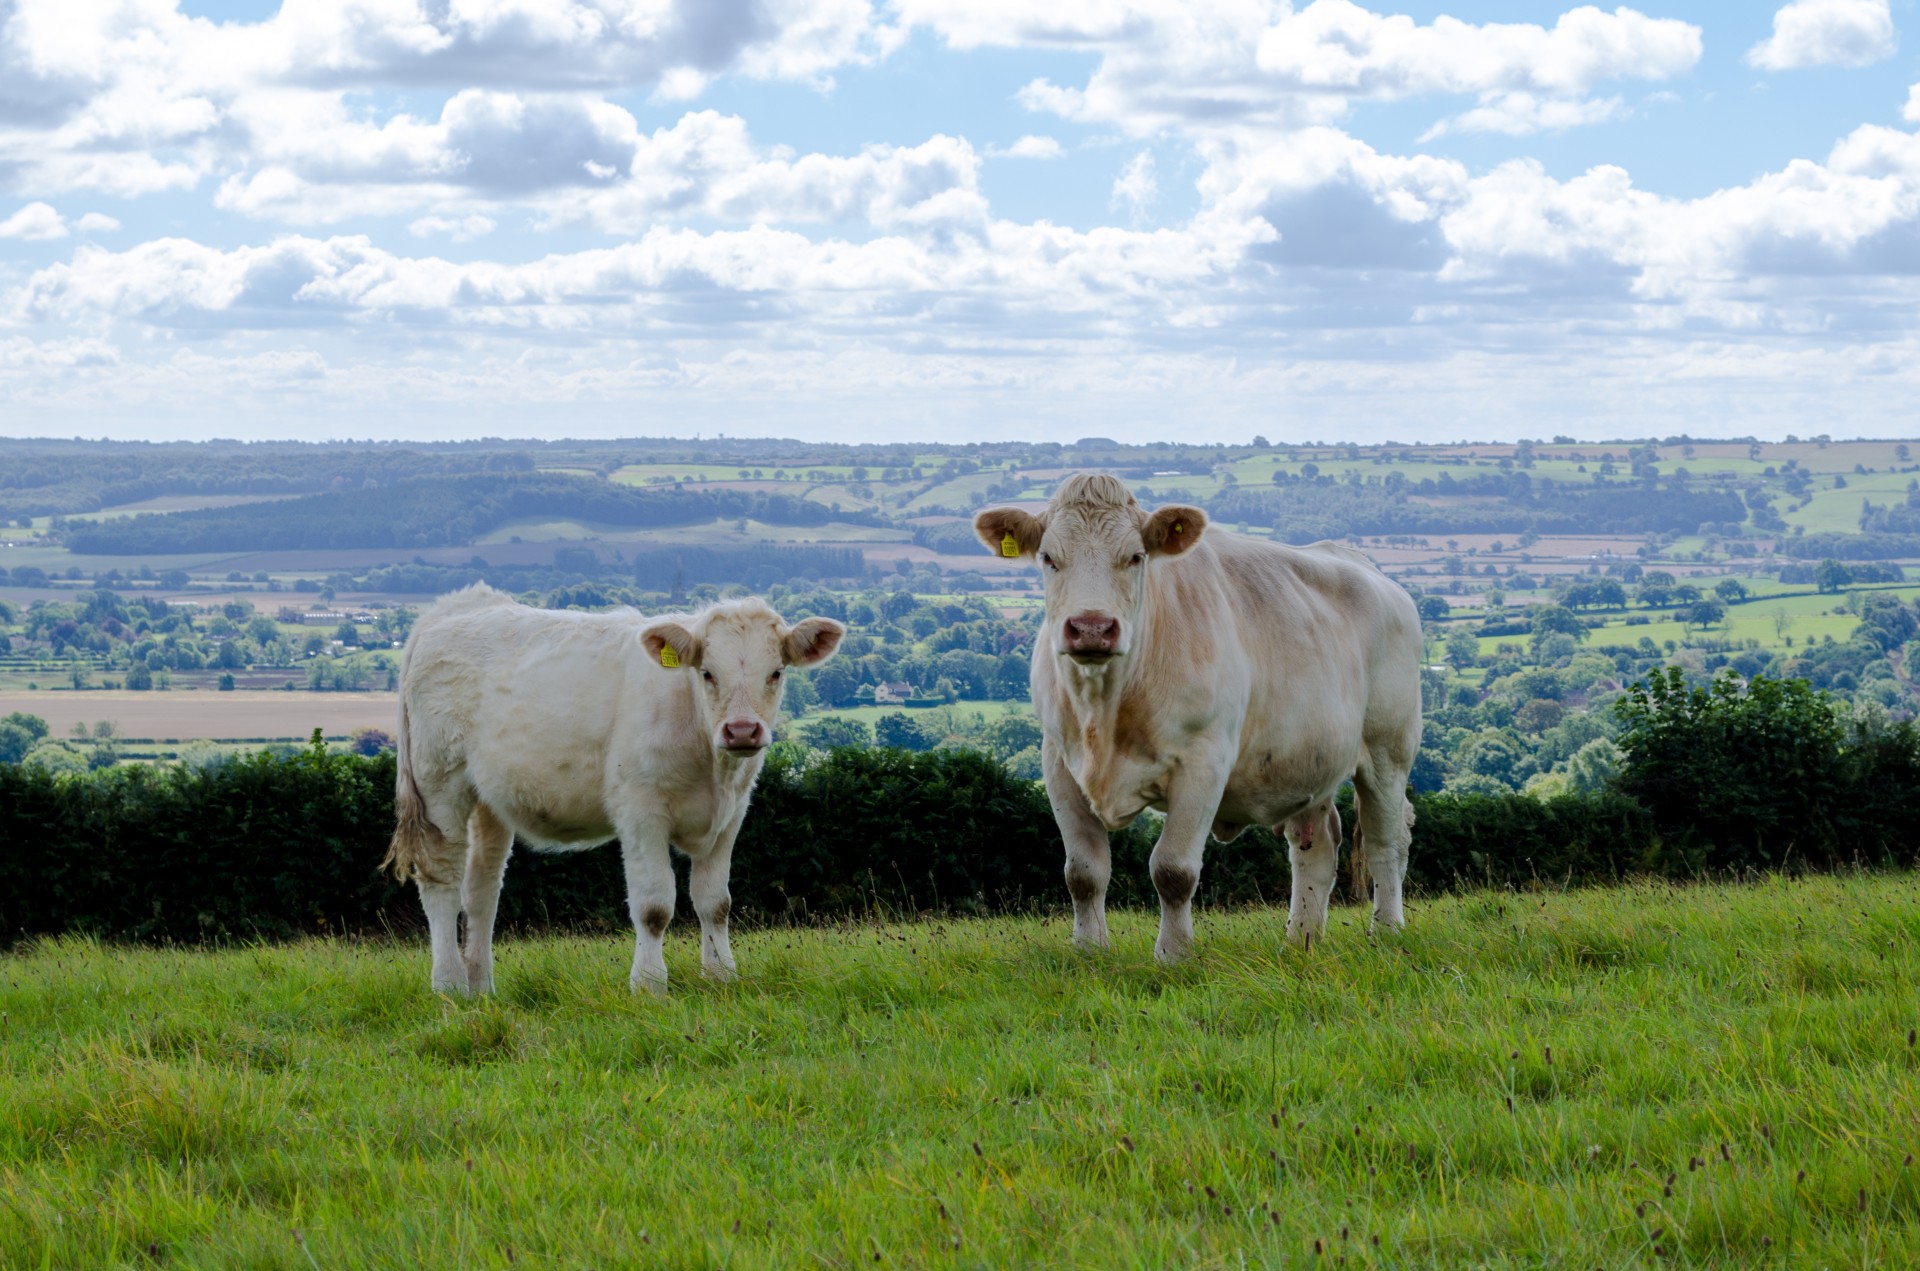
976 474 1422 961
382 585 844 995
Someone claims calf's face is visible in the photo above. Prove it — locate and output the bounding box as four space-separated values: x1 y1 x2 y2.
643 607 845 755
975 501 1206 666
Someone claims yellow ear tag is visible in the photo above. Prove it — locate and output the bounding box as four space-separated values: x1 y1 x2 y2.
1173 521 1184 535
1001 533 1019 558
659 645 680 668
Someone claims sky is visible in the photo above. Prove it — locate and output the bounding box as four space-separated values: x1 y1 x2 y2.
1 0 1919 445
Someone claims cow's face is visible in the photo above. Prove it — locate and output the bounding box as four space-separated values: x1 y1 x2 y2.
975 494 1205 667
643 602 845 755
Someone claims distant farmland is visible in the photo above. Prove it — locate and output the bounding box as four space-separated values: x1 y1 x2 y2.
0 691 395 741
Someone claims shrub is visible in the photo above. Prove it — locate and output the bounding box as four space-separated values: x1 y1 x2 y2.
1614 668 1920 873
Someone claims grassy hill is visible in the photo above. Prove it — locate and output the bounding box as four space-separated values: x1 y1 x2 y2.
5 874 1917 1266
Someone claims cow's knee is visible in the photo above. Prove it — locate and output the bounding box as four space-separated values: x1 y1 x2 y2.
1150 860 1197 910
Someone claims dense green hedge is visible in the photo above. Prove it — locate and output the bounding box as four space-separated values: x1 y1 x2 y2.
3 717 1916 948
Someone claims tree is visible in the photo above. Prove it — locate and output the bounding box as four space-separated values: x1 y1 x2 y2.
1814 559 1851 593
983 712 1044 755
1713 579 1748 604
0 721 35 764
1415 595 1451 624
875 713 934 752
1445 629 1481 670
797 717 872 750
1678 600 1726 633
349 727 394 756
1614 669 1847 870
1529 605 1587 643
1565 738 1623 793
883 591 919 623
125 661 154 691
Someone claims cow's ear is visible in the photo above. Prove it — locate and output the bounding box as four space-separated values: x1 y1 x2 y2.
783 617 845 668
641 621 701 669
1142 505 1206 557
974 506 1044 559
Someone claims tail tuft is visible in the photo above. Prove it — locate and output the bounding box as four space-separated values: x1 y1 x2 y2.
382 785 452 885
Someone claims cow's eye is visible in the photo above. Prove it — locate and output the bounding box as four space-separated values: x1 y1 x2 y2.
1040 553 1057 571
769 669 782 683
701 670 715 684
1129 553 1144 566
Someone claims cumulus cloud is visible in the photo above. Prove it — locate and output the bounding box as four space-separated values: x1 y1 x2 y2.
1748 0 1897 71
75 212 122 233
914 1 1700 136
0 202 66 240
1905 84 1920 124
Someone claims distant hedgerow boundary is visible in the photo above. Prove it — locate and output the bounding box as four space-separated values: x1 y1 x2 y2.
6 671 1920 948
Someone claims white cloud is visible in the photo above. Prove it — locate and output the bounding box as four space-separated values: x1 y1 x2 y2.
1111 151 1158 222
409 214 497 242
994 135 1063 159
0 202 67 240
914 1 1699 137
75 212 122 233
1422 92 1628 141
1905 84 1920 124
1748 0 1897 71
1255 3 1700 99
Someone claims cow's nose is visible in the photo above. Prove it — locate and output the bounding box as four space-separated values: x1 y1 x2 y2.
721 719 766 750
1063 611 1120 654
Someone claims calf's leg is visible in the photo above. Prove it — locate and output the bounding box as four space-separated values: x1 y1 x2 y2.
620 818 677 995
460 802 514 995
1043 736 1113 949
418 862 467 994
689 831 739 982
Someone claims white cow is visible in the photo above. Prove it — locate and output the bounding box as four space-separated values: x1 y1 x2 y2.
976 474 1422 960
381 585 844 994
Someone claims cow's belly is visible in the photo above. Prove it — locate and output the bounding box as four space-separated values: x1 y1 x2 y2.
1217 733 1353 829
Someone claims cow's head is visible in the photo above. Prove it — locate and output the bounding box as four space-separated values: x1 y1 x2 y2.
642 600 845 755
975 474 1205 667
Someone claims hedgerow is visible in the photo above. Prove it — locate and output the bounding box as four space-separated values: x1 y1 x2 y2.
4 673 1918 948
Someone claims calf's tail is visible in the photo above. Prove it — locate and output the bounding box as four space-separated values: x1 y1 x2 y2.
381 693 451 885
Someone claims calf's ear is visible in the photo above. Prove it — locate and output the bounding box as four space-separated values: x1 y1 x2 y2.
783 617 846 667
1142 505 1206 557
974 506 1044 559
641 621 701 670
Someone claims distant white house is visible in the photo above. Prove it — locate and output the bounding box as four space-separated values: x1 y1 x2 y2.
874 681 916 704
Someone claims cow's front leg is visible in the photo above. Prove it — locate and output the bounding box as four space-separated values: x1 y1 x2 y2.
1150 770 1230 964
619 817 676 995
689 827 740 982
1042 735 1112 949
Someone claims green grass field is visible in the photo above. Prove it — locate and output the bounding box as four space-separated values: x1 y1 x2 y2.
5 875 1918 1267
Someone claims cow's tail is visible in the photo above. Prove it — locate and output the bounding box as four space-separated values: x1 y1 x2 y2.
381 690 451 886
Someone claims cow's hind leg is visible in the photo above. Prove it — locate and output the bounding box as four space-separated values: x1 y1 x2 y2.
1043 736 1112 949
460 802 514 995
619 816 677 995
1284 803 1340 944
408 793 474 994
1353 761 1414 930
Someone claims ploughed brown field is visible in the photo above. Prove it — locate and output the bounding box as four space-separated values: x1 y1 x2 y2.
0 691 396 741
